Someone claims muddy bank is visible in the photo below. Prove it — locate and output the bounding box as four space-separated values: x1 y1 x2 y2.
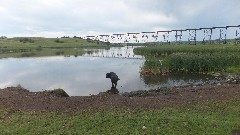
0 82 240 113
124 72 240 97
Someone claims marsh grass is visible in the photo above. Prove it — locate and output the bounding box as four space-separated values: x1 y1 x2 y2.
226 66 240 73
0 99 240 134
134 44 240 74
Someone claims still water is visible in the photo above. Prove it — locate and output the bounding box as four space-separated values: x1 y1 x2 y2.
0 46 214 96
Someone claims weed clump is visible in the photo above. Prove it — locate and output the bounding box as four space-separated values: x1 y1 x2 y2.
46 88 69 97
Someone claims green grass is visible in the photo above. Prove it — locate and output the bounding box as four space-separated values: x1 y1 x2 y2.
0 48 85 58
0 37 108 48
226 66 240 73
0 37 113 58
134 44 240 74
134 43 240 57
0 99 240 134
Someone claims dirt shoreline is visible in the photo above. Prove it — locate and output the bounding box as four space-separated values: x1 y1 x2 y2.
0 82 240 113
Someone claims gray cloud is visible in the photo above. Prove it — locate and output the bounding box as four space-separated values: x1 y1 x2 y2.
0 0 240 37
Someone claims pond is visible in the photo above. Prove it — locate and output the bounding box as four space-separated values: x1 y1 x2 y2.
0 46 215 96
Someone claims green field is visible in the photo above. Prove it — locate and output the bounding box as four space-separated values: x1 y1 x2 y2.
134 43 240 74
0 99 240 134
0 37 113 58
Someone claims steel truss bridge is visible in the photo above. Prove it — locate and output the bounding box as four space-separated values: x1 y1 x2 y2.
84 25 240 45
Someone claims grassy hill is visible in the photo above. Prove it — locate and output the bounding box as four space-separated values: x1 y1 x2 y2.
0 37 112 58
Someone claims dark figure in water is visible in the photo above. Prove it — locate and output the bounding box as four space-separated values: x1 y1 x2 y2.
106 72 120 88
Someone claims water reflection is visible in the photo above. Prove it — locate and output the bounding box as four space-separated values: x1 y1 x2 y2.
0 56 145 96
83 46 144 59
0 46 216 96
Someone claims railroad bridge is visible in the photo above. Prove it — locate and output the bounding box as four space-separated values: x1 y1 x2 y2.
84 25 240 45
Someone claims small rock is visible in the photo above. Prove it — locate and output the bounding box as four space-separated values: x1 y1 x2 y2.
217 83 221 86
142 126 147 129
233 80 237 83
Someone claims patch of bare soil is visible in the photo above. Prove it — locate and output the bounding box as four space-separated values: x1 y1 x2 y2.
0 82 240 113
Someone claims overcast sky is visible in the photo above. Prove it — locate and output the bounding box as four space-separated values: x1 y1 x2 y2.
0 0 240 38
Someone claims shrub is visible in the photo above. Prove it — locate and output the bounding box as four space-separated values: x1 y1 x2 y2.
19 38 34 43
54 39 64 43
36 46 42 51
56 51 64 55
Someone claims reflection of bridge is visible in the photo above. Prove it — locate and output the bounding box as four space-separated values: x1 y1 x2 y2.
82 46 144 59
82 55 144 59
84 25 240 45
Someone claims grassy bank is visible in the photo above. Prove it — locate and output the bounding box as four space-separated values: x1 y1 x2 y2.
0 99 240 134
134 44 240 74
0 37 113 58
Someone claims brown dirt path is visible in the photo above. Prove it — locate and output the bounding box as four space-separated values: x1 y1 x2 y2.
0 83 240 113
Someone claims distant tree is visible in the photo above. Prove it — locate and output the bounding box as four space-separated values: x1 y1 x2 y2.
105 41 111 45
0 36 7 39
61 36 70 38
86 38 92 42
73 36 78 38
